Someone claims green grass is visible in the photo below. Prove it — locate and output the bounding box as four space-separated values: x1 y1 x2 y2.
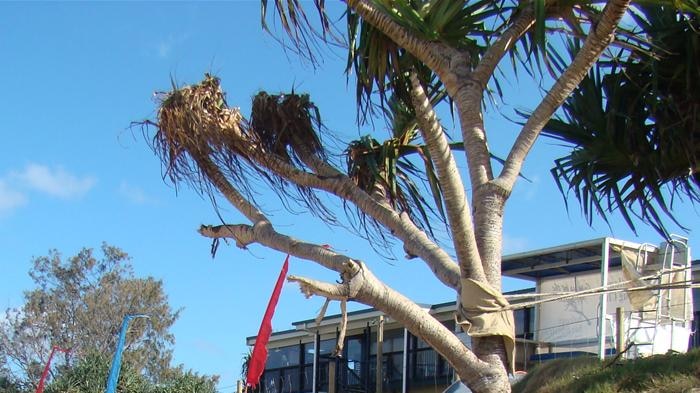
512 349 700 393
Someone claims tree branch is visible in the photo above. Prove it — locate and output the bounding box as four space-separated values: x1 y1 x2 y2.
430 9 534 288
279 248 502 390
471 9 536 88
499 0 632 189
199 223 351 274
288 276 349 300
444 10 535 192
345 0 458 78
409 72 485 282
199 218 499 386
219 124 462 290
346 264 502 391
195 154 268 224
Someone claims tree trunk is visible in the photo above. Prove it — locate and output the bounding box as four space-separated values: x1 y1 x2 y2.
468 337 511 393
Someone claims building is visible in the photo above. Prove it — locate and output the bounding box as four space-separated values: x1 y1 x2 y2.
246 237 694 393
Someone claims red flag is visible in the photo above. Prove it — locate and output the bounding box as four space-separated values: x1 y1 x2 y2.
246 255 289 387
36 346 69 393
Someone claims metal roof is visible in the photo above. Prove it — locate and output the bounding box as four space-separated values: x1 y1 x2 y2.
501 237 658 280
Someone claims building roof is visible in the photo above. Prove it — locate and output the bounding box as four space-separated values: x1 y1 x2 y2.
501 237 661 280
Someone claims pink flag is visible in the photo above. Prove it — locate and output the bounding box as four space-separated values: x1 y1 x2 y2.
36 346 69 393
246 255 289 387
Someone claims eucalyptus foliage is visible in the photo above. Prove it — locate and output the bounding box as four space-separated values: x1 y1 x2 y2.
0 245 180 388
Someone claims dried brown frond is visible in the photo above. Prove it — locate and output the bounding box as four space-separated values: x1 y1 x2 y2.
153 74 246 184
250 91 326 167
248 91 342 224
144 75 340 225
142 75 404 248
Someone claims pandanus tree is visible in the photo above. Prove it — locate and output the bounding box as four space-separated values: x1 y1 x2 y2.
142 0 699 392
542 5 699 237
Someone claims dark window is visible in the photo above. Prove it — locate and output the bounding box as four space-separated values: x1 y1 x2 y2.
318 339 336 357
301 365 314 393
414 348 437 378
514 307 534 339
303 343 315 365
263 343 305 393
280 369 300 393
410 324 453 387
263 369 281 393
316 339 335 393
367 330 404 393
267 346 300 369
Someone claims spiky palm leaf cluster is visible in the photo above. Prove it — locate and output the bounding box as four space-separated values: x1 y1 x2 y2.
346 115 447 238
543 7 700 237
350 139 447 236
346 0 494 120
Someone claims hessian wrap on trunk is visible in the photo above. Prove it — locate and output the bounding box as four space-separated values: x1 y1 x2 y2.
456 278 515 372
246 255 289 387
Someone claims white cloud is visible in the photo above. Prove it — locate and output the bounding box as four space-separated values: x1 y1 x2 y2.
14 163 96 199
0 180 27 213
118 181 154 205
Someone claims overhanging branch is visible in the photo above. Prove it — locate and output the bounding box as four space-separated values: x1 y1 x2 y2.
288 276 349 300
199 223 351 274
221 118 462 290
499 0 632 189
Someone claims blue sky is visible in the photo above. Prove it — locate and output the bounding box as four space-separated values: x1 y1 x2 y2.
0 2 697 391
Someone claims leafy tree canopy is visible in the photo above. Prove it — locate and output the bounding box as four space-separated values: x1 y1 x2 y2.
263 0 699 237
0 244 181 389
45 352 218 393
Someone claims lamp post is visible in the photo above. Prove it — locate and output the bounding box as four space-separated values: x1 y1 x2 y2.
105 314 150 393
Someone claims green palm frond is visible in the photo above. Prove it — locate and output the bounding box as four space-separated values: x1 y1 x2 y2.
510 0 699 79
346 0 498 123
345 129 449 238
543 7 700 237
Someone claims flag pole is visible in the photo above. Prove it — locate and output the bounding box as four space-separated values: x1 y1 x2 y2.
106 314 150 393
35 345 70 393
